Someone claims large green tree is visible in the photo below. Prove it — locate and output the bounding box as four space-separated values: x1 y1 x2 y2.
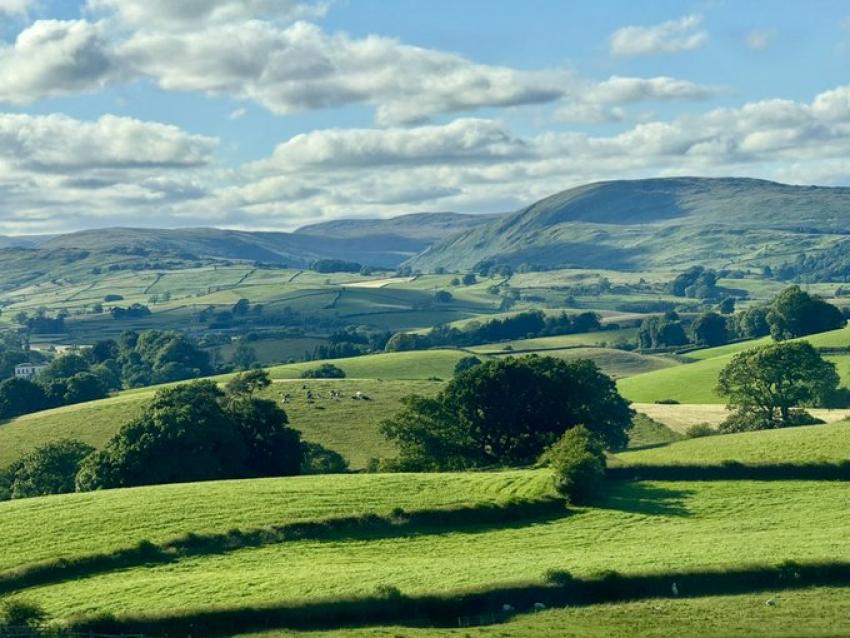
716 341 840 427
766 286 846 340
381 356 633 470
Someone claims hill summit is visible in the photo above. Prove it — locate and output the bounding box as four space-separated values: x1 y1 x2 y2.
407 177 850 272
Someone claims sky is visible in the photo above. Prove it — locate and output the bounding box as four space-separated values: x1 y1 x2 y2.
2 0 850 235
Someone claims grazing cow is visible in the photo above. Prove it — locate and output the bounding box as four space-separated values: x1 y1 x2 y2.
533 602 546 611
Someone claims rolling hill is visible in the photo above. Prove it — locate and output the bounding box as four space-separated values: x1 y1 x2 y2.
408 177 850 273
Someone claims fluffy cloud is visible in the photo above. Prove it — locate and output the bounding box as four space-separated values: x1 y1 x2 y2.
0 20 123 104
0 8 717 125
85 0 327 29
0 0 32 15
121 21 565 125
0 113 217 171
610 15 708 57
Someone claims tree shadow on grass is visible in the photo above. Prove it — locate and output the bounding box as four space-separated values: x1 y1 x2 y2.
593 482 693 517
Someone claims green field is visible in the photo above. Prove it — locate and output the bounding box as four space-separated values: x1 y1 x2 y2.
6 474 850 628
616 420 850 467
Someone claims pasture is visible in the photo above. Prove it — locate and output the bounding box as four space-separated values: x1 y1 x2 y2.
7 476 850 627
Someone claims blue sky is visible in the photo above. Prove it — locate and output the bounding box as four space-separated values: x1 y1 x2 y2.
1 0 850 234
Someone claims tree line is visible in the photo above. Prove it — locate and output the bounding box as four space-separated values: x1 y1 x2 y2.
638 286 846 350
385 310 606 352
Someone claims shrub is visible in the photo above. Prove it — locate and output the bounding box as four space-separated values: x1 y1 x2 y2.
719 408 824 433
301 442 350 474
654 399 680 405
301 363 346 379
685 423 718 438
545 426 606 504
0 598 47 629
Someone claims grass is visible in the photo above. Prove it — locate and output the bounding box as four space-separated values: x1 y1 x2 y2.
615 420 850 467
0 349 470 469
241 586 850 637
0 470 552 573
0 377 443 470
619 352 850 403
16 478 850 622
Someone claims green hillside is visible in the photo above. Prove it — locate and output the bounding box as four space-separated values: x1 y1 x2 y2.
0 350 469 470
616 420 850 467
5 473 850 631
408 177 850 272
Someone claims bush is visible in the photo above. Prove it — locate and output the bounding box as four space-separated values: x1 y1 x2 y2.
685 423 718 438
0 598 47 629
545 426 606 504
301 442 350 474
654 399 680 405
719 408 824 433
301 363 346 379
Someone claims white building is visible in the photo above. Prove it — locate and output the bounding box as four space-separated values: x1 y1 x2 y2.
14 363 48 381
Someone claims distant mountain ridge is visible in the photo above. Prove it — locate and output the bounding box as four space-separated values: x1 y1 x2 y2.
407 177 850 272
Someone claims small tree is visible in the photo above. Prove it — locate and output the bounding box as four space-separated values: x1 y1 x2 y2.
716 342 840 428
225 369 271 396
546 426 606 504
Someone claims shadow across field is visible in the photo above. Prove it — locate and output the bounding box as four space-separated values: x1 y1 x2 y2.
0 498 568 596
594 482 693 517
609 461 850 481
71 560 850 636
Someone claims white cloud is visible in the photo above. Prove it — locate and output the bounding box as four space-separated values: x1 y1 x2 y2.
0 112 217 171
121 21 565 125
745 29 773 50
0 20 124 104
610 15 708 57
0 0 33 15
228 108 247 120
86 0 327 30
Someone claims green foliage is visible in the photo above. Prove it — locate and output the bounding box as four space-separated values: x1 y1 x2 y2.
685 423 718 438
386 310 602 352
301 442 349 474
301 363 346 379
767 285 846 340
669 266 719 299
76 381 245 490
545 426 606 503
225 369 272 396
311 259 362 273
453 356 481 375
719 408 824 433
75 380 302 491
637 314 688 349
716 341 840 428
0 598 47 629
381 356 633 470
0 378 49 419
5 439 94 500
231 342 257 370
690 312 729 347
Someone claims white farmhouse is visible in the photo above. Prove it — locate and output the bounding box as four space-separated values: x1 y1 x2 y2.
14 363 48 381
